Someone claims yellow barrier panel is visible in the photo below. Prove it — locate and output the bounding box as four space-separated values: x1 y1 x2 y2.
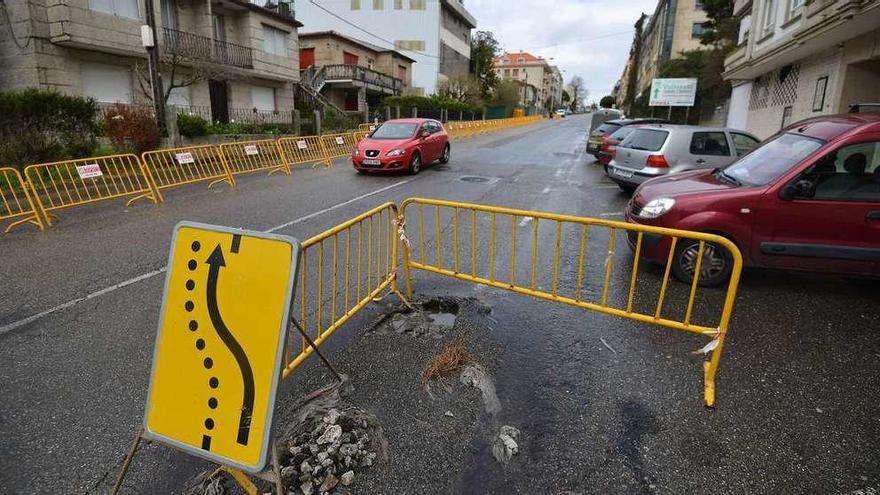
357 123 379 132
398 197 743 407
353 130 370 142
141 144 235 193
219 139 289 177
277 135 332 169
25 154 160 226
320 132 359 161
0 167 44 233
282 202 407 379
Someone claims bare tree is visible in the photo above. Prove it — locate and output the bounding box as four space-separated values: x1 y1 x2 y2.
437 75 483 106
135 52 240 107
567 75 588 112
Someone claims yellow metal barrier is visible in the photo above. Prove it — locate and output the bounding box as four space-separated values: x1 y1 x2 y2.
320 132 359 161
357 123 379 132
398 197 742 407
219 139 289 177
282 202 407 379
353 130 370 142
141 144 235 193
0 167 44 233
277 135 331 169
24 154 160 226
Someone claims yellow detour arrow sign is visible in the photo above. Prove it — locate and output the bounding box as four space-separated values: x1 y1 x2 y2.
144 221 300 473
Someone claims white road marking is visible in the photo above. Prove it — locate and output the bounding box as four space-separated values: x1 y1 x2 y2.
0 179 416 335
599 212 624 217
541 186 551 194
518 216 533 227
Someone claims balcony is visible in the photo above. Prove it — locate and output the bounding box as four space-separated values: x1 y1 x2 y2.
161 27 253 69
315 64 404 94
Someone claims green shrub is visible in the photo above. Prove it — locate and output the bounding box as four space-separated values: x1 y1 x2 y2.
380 95 484 115
177 113 209 137
0 89 99 169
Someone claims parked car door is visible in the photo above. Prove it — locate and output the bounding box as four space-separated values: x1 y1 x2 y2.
687 131 737 170
730 131 761 157
752 137 880 275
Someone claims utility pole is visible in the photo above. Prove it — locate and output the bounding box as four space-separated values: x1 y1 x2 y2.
141 0 166 131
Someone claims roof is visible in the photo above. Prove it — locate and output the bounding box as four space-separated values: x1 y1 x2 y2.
299 31 417 63
384 118 437 124
494 52 550 67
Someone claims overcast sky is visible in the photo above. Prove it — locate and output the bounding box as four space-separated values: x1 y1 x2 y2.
466 0 657 103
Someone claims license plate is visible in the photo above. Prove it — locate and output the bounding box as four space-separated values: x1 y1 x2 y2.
612 167 633 179
362 159 381 166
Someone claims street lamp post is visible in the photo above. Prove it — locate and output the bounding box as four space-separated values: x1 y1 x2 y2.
141 0 166 131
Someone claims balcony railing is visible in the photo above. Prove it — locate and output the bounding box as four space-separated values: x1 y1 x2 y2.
162 27 253 69
319 64 404 94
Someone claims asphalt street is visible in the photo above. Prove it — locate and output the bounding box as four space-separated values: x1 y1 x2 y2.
1 114 878 493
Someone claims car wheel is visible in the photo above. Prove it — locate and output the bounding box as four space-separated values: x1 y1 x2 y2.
670 239 733 288
439 144 450 164
618 183 636 193
409 152 421 175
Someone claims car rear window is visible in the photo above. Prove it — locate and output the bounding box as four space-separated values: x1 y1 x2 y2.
608 126 637 140
595 123 622 136
619 129 669 152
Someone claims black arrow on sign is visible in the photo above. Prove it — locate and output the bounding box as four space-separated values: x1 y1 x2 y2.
206 244 255 446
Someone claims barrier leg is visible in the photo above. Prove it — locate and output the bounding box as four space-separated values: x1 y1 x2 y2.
703 332 727 408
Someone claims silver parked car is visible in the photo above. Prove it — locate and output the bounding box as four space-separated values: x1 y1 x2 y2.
605 124 761 192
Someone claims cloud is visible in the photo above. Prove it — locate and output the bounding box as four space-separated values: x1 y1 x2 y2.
467 0 656 101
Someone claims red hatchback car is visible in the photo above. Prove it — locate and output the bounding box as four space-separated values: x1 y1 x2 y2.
626 112 880 286
352 118 450 174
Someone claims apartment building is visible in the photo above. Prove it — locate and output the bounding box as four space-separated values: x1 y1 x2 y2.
724 0 880 138
0 0 302 123
295 0 476 96
616 0 709 106
299 30 414 112
493 52 564 110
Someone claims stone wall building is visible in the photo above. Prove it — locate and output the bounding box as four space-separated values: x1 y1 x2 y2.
0 0 302 123
723 0 880 138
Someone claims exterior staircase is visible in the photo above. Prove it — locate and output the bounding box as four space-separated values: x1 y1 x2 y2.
296 66 347 114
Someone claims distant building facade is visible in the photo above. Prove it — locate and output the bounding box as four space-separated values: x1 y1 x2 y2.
295 0 476 96
493 52 564 111
723 0 880 138
0 0 303 123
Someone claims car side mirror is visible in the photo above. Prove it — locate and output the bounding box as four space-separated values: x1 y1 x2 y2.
780 179 816 200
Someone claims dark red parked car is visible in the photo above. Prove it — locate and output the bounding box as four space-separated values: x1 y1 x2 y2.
626 111 880 286
352 118 450 174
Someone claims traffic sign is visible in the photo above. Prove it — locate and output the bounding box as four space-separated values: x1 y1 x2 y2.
144 222 300 473
649 78 698 107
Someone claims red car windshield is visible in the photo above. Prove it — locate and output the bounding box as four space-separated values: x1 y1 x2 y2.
723 133 824 186
371 123 418 139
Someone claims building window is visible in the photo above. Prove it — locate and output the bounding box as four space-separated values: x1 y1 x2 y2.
512 69 519 76
252 86 276 111
394 39 425 51
373 0 383 9
81 63 132 103
738 14 751 45
812 76 828 112
409 0 425 9
503 69 510 77
517 58 525 63
262 25 288 56
786 0 804 20
89 0 139 19
781 106 793 129
761 0 776 37
691 22 709 39
695 0 705 10
502 59 509 64
351 0 360 9
394 0 402 8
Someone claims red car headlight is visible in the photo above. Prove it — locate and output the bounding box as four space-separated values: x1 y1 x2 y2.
386 148 406 157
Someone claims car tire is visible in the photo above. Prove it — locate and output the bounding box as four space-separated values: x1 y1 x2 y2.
439 144 450 164
670 239 734 288
618 183 636 193
409 152 421 175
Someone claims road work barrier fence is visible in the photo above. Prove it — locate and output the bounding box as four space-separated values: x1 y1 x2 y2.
277 136 331 168
219 139 289 177
397 198 742 407
320 132 359 160
3 116 544 233
0 167 44 232
141 144 236 194
24 154 160 226
283 202 404 379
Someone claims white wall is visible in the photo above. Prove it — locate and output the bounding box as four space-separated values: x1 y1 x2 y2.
296 1 441 94
726 80 752 131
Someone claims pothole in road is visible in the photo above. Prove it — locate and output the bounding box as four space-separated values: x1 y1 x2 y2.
369 297 461 338
458 176 495 184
